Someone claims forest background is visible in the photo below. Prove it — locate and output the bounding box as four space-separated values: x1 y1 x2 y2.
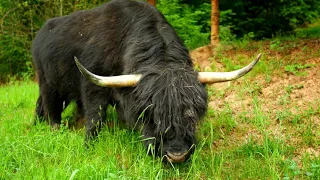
0 0 319 83
1 0 320 179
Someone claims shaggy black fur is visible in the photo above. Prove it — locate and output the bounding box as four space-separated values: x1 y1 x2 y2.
32 0 208 160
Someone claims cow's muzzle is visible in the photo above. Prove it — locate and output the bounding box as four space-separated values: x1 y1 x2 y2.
166 151 188 163
165 144 195 163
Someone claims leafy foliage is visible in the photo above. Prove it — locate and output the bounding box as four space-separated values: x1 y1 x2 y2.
157 0 210 49
284 63 315 76
0 0 108 83
0 0 320 82
219 0 320 39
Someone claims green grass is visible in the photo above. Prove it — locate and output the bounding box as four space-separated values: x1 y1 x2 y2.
296 19 320 39
0 79 319 179
1 21 320 178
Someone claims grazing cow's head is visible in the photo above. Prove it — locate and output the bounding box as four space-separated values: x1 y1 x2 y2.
129 68 207 163
74 54 261 163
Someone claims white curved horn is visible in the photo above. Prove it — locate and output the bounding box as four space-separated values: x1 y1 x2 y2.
75 54 261 87
74 57 142 87
198 53 261 84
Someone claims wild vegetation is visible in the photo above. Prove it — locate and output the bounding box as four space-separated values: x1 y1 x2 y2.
0 0 320 179
1 0 319 82
1 20 320 179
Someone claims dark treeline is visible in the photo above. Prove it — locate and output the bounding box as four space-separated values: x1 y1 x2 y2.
181 0 320 38
0 0 109 82
0 0 319 82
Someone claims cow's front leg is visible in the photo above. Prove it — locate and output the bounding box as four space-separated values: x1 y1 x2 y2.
82 85 109 143
85 104 107 142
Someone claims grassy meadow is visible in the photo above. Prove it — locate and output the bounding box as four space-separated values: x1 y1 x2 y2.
1 25 320 179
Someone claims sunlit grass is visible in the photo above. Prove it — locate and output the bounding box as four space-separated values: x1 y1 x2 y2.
296 19 320 38
1 36 320 179
1 76 319 179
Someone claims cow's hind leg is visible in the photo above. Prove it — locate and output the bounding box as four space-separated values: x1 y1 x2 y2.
70 100 86 129
34 95 45 124
40 84 64 128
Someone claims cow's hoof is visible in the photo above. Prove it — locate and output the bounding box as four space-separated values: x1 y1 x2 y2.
50 123 60 130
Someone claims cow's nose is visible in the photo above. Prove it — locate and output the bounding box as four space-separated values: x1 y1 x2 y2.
166 151 188 163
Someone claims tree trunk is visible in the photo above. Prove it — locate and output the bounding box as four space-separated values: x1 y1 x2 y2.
147 0 156 7
211 0 219 47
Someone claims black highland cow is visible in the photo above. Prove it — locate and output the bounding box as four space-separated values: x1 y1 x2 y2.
32 0 260 163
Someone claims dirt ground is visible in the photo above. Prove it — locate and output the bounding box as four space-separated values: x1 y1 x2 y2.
191 40 320 163
208 57 319 115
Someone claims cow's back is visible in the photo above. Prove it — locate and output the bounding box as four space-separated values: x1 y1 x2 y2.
32 0 169 97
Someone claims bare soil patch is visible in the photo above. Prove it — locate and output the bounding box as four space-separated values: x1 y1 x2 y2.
204 39 320 164
190 45 213 71
209 57 320 114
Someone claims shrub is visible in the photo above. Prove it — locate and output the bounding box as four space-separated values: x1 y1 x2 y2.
157 0 211 49
219 0 320 39
0 0 108 83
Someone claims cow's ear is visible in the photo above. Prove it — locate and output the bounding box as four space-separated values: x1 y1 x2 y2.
184 109 195 118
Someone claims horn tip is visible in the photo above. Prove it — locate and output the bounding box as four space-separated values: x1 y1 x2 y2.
257 53 262 59
73 56 86 76
251 53 262 66
74 56 80 64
